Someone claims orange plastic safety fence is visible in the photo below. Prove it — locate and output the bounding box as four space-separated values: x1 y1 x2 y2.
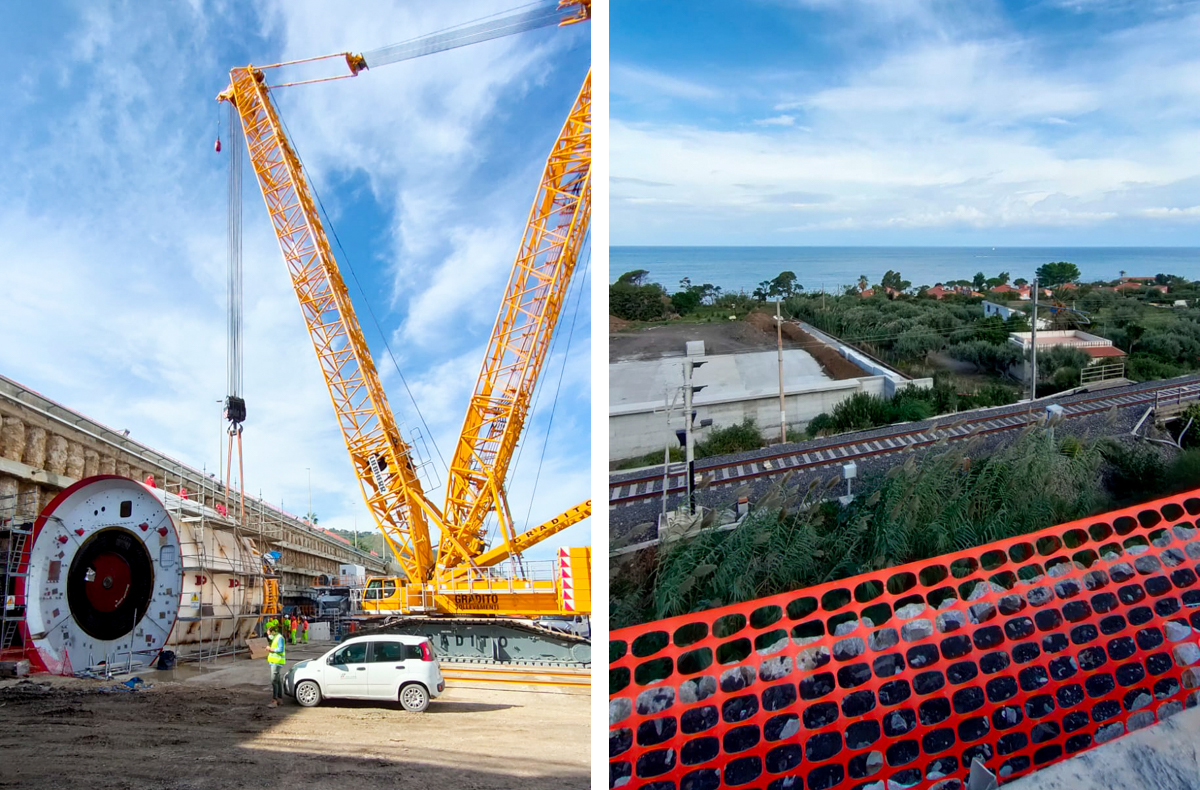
609 491 1200 790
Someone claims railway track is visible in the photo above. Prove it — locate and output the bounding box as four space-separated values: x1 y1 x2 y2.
610 376 1200 509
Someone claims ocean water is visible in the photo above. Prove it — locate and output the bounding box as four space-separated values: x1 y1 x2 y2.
611 247 1200 294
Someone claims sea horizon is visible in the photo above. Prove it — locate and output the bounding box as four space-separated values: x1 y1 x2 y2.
611 246 1200 294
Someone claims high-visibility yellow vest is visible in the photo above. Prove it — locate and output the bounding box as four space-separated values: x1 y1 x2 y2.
267 634 286 665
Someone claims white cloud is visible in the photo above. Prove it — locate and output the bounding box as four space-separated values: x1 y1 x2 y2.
754 114 796 127
613 6 1200 244
0 3 590 568
612 64 720 102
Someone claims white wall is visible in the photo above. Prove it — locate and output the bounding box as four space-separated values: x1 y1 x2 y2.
610 377 887 461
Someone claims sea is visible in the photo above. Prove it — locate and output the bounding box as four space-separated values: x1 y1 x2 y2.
610 247 1200 293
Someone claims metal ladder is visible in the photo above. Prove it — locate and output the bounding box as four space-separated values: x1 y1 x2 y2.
1 518 33 652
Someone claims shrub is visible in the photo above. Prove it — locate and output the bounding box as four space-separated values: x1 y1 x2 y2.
610 281 669 321
695 419 764 458
806 413 835 436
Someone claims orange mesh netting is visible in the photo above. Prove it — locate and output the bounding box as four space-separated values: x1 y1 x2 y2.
609 491 1200 790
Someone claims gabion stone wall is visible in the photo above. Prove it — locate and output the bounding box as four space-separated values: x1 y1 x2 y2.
610 492 1200 790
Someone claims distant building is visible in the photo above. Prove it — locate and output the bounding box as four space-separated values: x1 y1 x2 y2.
1115 281 1168 294
1007 330 1127 382
982 300 1018 321
983 301 1049 329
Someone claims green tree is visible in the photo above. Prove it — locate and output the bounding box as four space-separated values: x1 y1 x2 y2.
1014 278 1028 287
973 272 986 290
1035 261 1081 286
617 269 651 285
881 270 911 292
610 279 669 320
670 289 702 315
894 327 943 360
768 271 802 298
858 275 869 292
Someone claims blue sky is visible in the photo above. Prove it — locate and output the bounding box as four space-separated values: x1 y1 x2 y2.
0 1 590 562
611 0 1200 246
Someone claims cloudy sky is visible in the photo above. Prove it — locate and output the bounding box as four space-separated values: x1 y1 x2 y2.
612 0 1200 246
0 1 590 562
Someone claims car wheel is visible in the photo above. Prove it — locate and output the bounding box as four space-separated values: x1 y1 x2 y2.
399 682 429 712
295 680 322 708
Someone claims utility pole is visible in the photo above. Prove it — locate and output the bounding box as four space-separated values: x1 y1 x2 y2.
662 389 672 523
776 300 787 443
1030 277 1039 402
682 358 708 515
306 467 312 523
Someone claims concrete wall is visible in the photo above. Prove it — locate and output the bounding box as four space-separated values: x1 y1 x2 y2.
0 373 385 598
610 377 887 460
797 321 933 397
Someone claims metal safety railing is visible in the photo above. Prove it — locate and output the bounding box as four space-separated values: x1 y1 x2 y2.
610 490 1200 790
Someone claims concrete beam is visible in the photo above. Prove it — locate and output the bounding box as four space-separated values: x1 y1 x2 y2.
0 455 74 490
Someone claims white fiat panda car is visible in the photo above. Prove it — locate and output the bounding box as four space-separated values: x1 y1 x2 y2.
285 634 445 712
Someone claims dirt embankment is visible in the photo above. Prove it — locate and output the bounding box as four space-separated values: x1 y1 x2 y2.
743 313 869 380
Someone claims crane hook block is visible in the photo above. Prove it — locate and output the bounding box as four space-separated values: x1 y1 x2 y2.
214 137 222 153
224 395 246 425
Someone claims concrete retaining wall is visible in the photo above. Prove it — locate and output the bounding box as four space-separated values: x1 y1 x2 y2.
610 376 888 460
796 321 933 397
0 373 385 597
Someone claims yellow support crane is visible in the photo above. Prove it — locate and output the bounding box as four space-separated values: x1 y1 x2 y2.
218 2 591 659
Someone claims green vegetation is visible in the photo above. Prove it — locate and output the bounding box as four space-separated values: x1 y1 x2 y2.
610 270 671 321
613 448 684 471
696 418 764 458
325 528 383 557
611 434 1200 628
806 379 1019 436
1035 261 1081 286
752 271 802 301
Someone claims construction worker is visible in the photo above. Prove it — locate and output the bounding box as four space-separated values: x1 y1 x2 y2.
290 614 299 644
266 625 286 708
301 617 309 643
280 616 291 645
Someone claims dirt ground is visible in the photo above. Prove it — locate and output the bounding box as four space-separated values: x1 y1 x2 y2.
610 317 804 361
0 642 589 789
611 315 869 380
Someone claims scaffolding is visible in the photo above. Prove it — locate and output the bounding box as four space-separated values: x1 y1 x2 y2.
156 468 282 663
0 488 40 659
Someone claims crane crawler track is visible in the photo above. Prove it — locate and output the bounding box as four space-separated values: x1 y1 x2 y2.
353 615 591 667
610 375 1200 509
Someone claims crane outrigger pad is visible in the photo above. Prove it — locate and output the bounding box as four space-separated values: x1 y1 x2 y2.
353 616 590 667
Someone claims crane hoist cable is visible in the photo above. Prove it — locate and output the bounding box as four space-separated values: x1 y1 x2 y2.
224 102 247 521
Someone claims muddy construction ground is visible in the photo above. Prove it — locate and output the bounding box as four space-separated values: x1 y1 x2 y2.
0 642 588 789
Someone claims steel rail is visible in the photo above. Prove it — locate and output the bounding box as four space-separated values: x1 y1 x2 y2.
610 377 1200 507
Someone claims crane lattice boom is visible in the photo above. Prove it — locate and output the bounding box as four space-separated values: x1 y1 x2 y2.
221 67 435 585
441 71 592 569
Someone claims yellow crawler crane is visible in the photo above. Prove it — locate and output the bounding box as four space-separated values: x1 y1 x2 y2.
219 3 591 662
